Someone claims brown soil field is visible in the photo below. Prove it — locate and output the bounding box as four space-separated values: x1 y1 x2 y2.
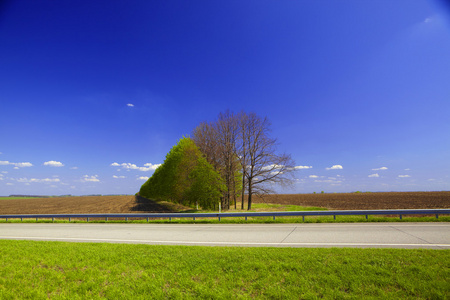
0 192 449 214
0 195 174 214
251 191 450 210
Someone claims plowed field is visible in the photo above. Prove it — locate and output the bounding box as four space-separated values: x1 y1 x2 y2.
0 192 449 214
0 195 173 214
251 191 450 210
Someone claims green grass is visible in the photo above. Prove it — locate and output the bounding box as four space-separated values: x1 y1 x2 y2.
198 202 328 212
0 240 448 299
0 197 40 200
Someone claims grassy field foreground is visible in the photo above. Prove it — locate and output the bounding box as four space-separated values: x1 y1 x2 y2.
0 240 448 299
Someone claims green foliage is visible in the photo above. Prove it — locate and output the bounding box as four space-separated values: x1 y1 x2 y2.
139 137 224 209
1 240 449 299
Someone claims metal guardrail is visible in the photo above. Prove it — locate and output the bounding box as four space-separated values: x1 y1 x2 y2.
1 209 449 222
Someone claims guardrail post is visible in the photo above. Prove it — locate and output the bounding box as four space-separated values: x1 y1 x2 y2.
87 217 89 222
52 217 54 222
302 216 305 222
147 217 149 222
169 217 172 221
106 217 108 221
69 217 71 222
273 216 276 221
366 215 368 220
21 218 23 222
333 215 336 220
126 217 128 222
36 217 38 222
245 216 247 221
436 214 439 219
399 215 402 220
218 216 221 221
5 218 7 222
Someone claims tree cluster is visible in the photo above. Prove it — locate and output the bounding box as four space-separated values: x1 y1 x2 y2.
139 137 224 210
193 111 295 210
139 111 295 211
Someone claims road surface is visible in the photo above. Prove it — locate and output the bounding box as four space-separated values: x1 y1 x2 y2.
1 223 449 249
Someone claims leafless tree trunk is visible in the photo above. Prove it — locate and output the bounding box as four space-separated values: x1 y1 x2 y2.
194 111 295 211
237 113 295 210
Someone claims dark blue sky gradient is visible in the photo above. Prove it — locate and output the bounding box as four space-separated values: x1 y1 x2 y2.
1 0 449 195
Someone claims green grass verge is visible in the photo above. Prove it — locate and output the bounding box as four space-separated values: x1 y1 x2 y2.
0 240 448 299
0 197 40 200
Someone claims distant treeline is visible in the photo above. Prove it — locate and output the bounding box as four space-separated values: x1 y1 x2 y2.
7 195 51 198
3 194 132 198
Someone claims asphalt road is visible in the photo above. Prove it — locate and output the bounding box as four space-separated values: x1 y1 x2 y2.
1 223 449 249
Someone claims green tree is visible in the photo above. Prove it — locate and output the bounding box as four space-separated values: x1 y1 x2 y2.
139 137 223 210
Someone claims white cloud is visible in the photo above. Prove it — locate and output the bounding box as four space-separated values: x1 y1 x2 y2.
70 167 78 170
326 165 343 170
372 167 388 171
16 177 60 183
43 161 64 167
113 175 126 179
265 164 312 171
309 175 319 178
0 161 33 168
127 103 134 107
294 165 312 170
112 162 161 172
1 171 7 174
143 163 162 170
398 175 411 178
6 183 13 186
262 164 283 171
368 173 379 178
404 168 411 171
424 17 433 23
82 175 100 182
137 176 149 180
16 162 33 167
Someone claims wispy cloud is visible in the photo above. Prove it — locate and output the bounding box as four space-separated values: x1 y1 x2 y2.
137 176 149 180
309 175 319 178
0 161 33 168
127 103 134 107
294 165 312 170
111 162 161 171
326 165 343 170
398 175 411 178
43 160 64 167
113 175 126 179
372 167 387 171
16 177 60 183
70 167 78 170
81 175 100 182
368 173 379 178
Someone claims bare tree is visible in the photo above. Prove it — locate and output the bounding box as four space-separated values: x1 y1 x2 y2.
193 112 241 210
237 113 295 210
194 111 295 210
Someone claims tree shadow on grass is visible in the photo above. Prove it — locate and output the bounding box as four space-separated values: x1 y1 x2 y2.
131 195 177 212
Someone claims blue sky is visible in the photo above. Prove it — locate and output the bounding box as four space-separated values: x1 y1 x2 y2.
1 0 449 196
